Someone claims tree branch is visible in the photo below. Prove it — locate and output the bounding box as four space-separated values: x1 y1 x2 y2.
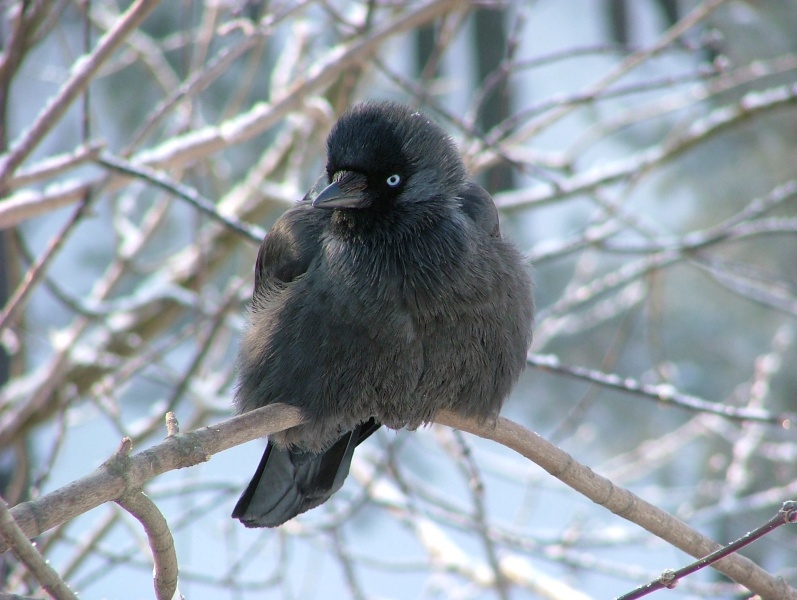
4 401 794 599
0 0 161 189
116 491 178 600
1 403 304 554
434 410 797 600
527 353 795 425
0 496 77 600
618 501 797 600
0 0 460 229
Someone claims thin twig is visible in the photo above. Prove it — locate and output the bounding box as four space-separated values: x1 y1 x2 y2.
5 143 104 191
0 0 161 189
599 179 797 254
165 412 180 437
433 410 797 600
505 0 730 145
329 527 367 600
0 194 92 337
527 353 796 426
131 0 461 169
116 491 179 600
1 403 305 554
496 84 797 210
0 181 90 229
616 501 797 600
0 1 462 230
450 431 511 600
96 153 266 243
0 496 78 600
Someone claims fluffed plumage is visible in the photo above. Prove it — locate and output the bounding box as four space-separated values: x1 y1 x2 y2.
232 101 533 528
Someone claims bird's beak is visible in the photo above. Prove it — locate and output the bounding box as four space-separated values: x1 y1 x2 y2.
312 171 370 209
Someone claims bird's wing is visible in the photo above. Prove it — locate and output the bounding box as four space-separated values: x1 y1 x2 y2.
459 181 501 238
254 205 326 288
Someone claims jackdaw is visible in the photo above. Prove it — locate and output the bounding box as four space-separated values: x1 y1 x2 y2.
232 101 534 527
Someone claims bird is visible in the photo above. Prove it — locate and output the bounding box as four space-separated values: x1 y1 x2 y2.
232 101 534 528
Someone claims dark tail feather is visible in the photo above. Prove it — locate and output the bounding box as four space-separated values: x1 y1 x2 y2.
232 418 380 528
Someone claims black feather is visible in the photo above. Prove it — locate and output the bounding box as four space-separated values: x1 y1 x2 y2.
232 419 379 528
232 101 534 527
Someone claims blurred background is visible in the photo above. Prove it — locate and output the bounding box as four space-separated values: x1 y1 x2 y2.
1 0 796 598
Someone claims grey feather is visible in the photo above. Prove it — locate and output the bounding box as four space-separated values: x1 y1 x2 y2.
232 101 534 527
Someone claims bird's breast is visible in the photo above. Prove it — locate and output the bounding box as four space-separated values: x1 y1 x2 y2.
322 215 471 305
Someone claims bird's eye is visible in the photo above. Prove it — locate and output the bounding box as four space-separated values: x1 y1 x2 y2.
386 174 401 187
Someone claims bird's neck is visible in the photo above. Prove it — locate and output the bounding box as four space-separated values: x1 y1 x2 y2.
328 198 454 243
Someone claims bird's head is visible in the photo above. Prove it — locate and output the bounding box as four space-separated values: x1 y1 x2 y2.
312 102 466 213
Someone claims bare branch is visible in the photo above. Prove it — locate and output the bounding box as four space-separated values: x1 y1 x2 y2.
96 154 266 243
0 0 161 189
0 181 89 230
527 353 796 425
0 196 91 337
2 403 304 554
0 593 53 600
434 410 797 600
165 412 179 437
116 491 179 600
496 84 797 210
0 496 78 600
5 143 104 191
132 0 461 171
494 0 730 150
618 501 797 600
3 1 796 597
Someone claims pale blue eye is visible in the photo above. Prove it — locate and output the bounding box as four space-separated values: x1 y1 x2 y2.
386 174 401 187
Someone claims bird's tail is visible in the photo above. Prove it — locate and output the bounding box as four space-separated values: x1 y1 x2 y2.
232 418 380 528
